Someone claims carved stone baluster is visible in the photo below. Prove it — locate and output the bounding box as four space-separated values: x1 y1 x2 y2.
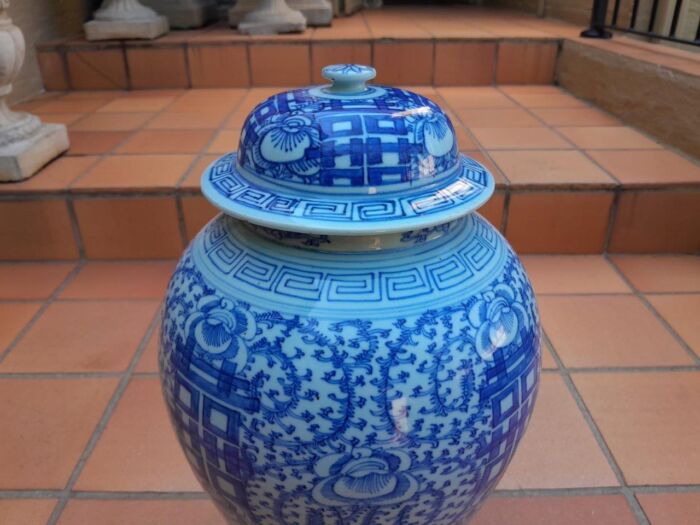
84 0 169 41
0 1 69 182
234 0 306 34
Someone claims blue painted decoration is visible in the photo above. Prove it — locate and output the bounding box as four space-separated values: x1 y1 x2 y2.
160 65 541 525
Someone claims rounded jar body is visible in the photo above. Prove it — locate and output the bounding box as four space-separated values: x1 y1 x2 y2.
159 211 541 525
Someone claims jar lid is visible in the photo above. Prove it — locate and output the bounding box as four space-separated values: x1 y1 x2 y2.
201 64 494 235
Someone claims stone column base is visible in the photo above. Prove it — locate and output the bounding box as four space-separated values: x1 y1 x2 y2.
238 1 306 34
84 16 169 40
288 0 332 26
0 124 69 182
141 0 218 28
228 0 256 26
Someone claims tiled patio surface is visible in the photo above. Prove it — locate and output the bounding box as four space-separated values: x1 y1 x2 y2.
5 85 700 260
0 255 699 524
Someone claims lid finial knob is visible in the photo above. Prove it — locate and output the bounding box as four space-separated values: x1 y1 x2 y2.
322 64 376 94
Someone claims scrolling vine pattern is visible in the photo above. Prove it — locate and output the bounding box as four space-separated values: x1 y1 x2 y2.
160 235 540 525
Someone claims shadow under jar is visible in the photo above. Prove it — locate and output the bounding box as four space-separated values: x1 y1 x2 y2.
159 64 541 525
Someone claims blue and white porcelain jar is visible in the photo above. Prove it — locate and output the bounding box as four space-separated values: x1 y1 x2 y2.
159 64 541 525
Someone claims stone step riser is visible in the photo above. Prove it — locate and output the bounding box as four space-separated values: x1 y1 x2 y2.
37 39 560 91
1 188 698 260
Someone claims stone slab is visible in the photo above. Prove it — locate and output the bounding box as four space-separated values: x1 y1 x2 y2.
288 0 332 26
141 0 218 28
84 16 169 40
0 124 70 182
238 18 306 34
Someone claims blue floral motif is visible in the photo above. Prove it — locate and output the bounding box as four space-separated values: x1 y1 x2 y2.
311 448 418 506
323 64 372 75
184 295 256 369
249 113 321 180
468 283 528 361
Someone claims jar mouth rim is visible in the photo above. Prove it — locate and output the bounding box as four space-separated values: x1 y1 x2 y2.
201 152 495 236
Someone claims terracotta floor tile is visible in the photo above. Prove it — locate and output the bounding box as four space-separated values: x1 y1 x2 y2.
67 131 130 155
97 96 176 113
146 111 227 130
531 108 620 126
74 197 183 259
116 130 215 155
497 374 618 489
0 200 79 260
610 255 700 292
472 127 572 149
437 87 517 109
249 44 311 86
471 495 637 525
496 42 557 84
541 339 558 369
135 330 159 373
609 190 700 253
557 126 662 149
504 91 588 108
0 378 117 489
573 372 700 485
58 499 223 525
491 150 613 186
188 45 250 88
71 112 152 132
541 295 692 368
36 112 85 126
587 150 700 186
182 195 219 241
453 124 479 151
167 89 247 114
637 492 700 525
61 261 175 300
1 300 158 372
0 303 41 352
522 255 630 294
478 190 505 230
455 108 542 128
207 129 240 154
32 99 107 114
72 154 194 191
647 294 700 354
0 262 74 299
465 151 508 186
0 499 57 525
76 377 201 491
0 156 98 193
500 85 574 95
506 191 613 254
180 154 219 189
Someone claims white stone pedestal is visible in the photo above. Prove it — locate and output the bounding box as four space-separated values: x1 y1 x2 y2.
141 0 217 28
236 0 306 34
85 0 169 41
0 121 69 183
0 3 68 182
288 0 332 26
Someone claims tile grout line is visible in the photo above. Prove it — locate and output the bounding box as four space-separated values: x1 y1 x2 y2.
603 256 700 364
541 328 651 525
45 307 162 525
0 262 84 365
5 483 700 500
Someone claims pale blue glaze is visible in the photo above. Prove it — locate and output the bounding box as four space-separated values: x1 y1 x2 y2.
160 65 541 525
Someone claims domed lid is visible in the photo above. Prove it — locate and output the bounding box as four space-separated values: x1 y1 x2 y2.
201 64 494 235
